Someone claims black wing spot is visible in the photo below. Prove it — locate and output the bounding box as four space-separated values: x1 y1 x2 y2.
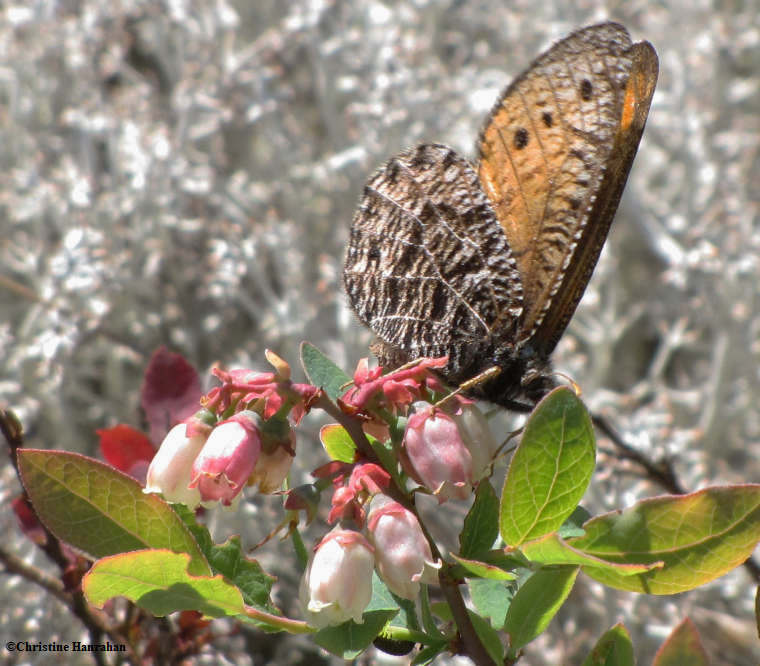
514 127 529 149
580 79 593 101
542 111 553 127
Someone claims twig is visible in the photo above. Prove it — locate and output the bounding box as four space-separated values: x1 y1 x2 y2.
0 407 138 664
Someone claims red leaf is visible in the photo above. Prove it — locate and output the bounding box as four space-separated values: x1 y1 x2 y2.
12 495 46 544
141 347 202 444
97 424 155 479
652 617 710 666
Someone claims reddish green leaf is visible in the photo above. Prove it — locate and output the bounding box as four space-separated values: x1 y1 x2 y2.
84 550 310 632
581 623 634 666
652 618 709 666
18 450 208 574
501 388 595 546
518 532 658 574
571 485 760 593
451 553 516 580
84 549 243 617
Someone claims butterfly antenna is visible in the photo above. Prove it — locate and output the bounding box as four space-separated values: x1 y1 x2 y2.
433 366 502 410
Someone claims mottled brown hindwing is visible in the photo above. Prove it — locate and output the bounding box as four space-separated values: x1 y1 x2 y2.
344 144 524 383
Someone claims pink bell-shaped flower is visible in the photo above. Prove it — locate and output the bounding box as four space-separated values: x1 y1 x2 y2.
249 421 296 494
367 497 440 600
144 420 209 509
403 402 474 502
189 411 262 506
300 527 375 628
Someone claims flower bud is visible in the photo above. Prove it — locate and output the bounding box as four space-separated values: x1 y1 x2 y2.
248 417 296 494
189 411 262 506
249 441 295 494
300 527 375 628
367 497 440 600
402 402 473 502
144 422 208 509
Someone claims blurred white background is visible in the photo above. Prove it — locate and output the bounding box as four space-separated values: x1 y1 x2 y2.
1 1 758 663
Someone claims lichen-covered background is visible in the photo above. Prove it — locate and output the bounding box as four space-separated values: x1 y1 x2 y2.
1 1 758 664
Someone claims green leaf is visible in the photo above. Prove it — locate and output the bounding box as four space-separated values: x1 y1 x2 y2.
420 585 446 639
174 505 276 613
460 480 499 559
368 434 403 488
500 388 595 546
314 610 398 659
413 643 447 665
85 550 309 633
84 549 242 617
581 623 634 666
469 609 505 664
652 618 709 666
450 553 517 580
504 565 579 650
468 578 513 629
367 571 401 613
291 524 309 570
320 424 357 463
558 505 591 539
301 342 352 403
571 485 760 593
17 450 209 575
518 533 657 574
367 571 420 632
477 549 530 572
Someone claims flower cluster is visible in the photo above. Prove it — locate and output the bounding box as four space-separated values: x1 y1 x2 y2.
144 352 317 508
300 497 440 628
299 357 497 628
142 351 499 629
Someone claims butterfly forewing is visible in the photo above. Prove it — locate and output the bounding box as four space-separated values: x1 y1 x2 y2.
529 39 658 353
476 23 655 351
344 144 524 383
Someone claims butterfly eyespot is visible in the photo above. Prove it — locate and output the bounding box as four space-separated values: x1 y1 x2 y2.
513 128 530 149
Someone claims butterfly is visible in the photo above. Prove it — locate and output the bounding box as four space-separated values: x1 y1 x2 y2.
343 22 658 409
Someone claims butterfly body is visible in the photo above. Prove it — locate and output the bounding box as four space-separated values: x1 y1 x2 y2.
344 23 658 408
